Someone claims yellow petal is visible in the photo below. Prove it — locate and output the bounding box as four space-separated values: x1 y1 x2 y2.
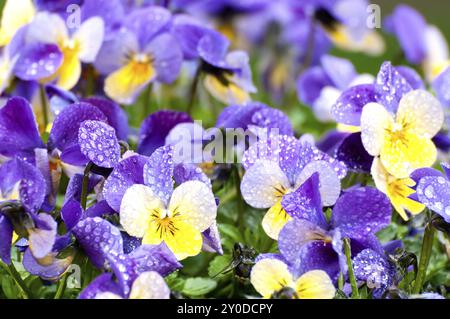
0 56 13 93
250 259 294 299
0 0 35 46
143 219 203 260
105 59 155 104
12 231 18 243
396 90 444 138
269 61 289 91
120 184 166 238
361 102 394 156
371 158 418 221
204 74 250 105
387 177 425 220
381 131 437 178
328 26 384 56
262 201 292 240
295 270 336 299
423 25 449 81
45 47 82 90
0 181 20 201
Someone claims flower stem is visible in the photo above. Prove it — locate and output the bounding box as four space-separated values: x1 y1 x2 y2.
142 83 153 121
0 261 31 299
298 21 316 74
80 162 94 210
233 165 245 232
343 238 359 299
54 272 68 299
413 223 435 294
39 84 49 132
187 66 201 116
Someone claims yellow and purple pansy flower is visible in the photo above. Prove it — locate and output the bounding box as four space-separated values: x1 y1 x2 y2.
95 6 182 104
26 11 105 90
251 257 336 299
240 134 347 239
102 145 219 260
173 16 256 105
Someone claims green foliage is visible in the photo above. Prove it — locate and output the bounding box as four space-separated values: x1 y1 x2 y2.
182 277 218 297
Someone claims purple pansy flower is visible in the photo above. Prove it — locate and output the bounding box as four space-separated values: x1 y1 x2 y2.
384 5 427 65
240 133 347 239
0 97 45 163
81 271 171 299
49 99 129 169
95 6 183 104
297 55 374 122
22 234 73 281
352 248 396 298
385 4 449 82
288 0 384 57
331 61 424 127
278 174 391 281
103 145 222 256
216 102 293 136
62 210 179 299
330 62 441 175
138 110 193 156
432 67 450 108
173 17 256 104
0 25 63 95
0 157 60 264
414 163 450 223
58 199 181 283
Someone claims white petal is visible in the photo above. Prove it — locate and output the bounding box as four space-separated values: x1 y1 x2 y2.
0 0 35 46
313 86 342 122
370 157 388 194
168 181 217 232
95 292 123 299
129 271 170 299
74 17 105 63
396 90 443 138
241 160 290 209
360 102 394 156
26 12 67 44
294 160 341 206
349 73 374 86
424 25 449 80
120 184 165 238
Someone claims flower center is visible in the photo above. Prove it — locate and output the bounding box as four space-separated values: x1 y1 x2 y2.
133 53 151 64
60 38 80 58
151 208 181 239
273 185 290 198
385 120 410 146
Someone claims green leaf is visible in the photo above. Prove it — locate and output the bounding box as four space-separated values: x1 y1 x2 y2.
1 275 20 299
165 272 186 292
377 223 408 242
182 277 217 297
218 223 243 243
208 255 231 278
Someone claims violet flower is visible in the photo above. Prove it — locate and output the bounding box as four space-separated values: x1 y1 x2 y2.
278 173 392 281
